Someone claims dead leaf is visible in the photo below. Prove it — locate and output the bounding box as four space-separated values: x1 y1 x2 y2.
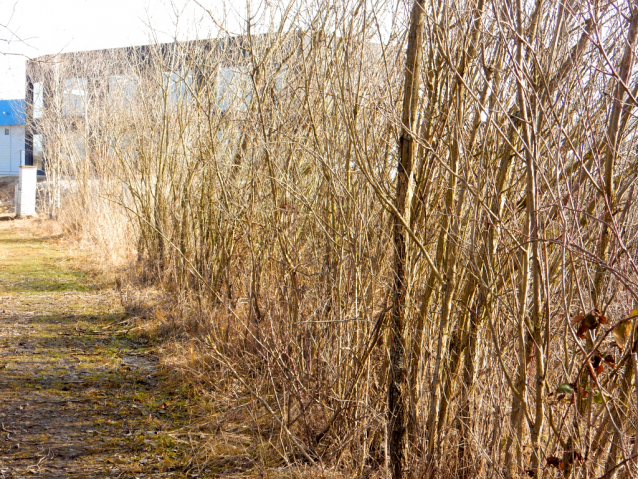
583 313 600 330
612 321 632 350
547 456 562 468
576 323 589 339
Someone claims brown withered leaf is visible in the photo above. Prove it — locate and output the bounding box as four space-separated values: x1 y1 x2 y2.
612 321 632 350
583 313 600 330
576 323 589 339
590 355 605 376
572 314 585 324
547 456 562 468
592 355 601 368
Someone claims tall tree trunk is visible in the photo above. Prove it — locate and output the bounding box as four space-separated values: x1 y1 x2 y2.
593 1 638 305
389 1 425 477
595 6 638 477
505 1 535 474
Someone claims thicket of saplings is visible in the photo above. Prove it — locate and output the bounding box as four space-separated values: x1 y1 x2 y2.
31 0 638 477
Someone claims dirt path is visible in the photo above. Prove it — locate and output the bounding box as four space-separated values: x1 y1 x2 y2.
0 218 194 478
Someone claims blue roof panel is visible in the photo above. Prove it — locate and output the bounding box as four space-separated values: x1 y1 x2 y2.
0 99 25 126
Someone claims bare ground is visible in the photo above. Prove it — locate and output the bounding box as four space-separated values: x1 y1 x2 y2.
0 217 196 478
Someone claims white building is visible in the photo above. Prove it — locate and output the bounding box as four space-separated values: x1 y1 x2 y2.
0 99 25 176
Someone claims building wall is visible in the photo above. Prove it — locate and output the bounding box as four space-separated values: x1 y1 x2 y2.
0 125 25 175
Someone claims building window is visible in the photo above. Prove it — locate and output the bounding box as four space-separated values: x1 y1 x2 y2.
217 66 251 111
4 128 8 135
33 82 44 119
63 78 88 117
163 70 194 103
109 75 137 106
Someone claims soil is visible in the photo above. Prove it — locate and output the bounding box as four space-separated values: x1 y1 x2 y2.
0 217 195 478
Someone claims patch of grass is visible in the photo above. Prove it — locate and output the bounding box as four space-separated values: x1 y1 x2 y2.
0 220 197 477
0 227 91 293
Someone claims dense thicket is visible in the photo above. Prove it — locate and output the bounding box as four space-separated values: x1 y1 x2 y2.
31 0 638 477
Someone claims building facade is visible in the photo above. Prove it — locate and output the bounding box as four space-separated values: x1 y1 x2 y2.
23 37 263 172
0 99 25 175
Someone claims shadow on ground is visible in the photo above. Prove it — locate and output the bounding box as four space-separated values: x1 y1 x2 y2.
0 308 195 478
0 221 194 478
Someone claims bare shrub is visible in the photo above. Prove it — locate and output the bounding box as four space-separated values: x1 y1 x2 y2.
28 0 638 477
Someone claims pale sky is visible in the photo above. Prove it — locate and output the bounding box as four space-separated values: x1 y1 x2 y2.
0 0 239 100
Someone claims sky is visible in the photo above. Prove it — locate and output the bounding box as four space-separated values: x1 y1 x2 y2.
0 0 239 100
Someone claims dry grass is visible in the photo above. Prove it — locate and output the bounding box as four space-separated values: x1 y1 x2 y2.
0 176 17 213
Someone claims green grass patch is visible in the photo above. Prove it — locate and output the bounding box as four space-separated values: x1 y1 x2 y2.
0 229 90 293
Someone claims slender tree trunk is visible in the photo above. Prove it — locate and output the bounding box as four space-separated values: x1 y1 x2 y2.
505 2 535 474
595 7 638 477
593 2 638 305
389 1 425 477
458 285 483 477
